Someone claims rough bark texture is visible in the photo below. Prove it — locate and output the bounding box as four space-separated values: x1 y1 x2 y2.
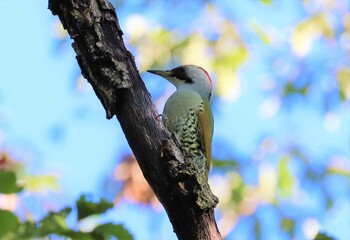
48 0 222 239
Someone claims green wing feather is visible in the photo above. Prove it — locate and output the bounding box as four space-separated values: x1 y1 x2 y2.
197 97 214 173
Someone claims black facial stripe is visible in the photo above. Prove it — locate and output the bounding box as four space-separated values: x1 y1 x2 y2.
170 66 193 84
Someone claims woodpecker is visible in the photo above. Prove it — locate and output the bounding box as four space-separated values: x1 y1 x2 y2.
148 65 214 179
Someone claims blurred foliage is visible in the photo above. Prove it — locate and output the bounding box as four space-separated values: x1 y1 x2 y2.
0 210 19 237
314 231 337 240
48 0 350 238
76 195 113 220
126 3 247 101
23 174 59 192
2 204 132 239
105 154 159 207
291 13 334 57
0 153 133 239
0 151 58 193
259 0 272 4
0 0 348 240
94 223 133 240
336 67 350 101
250 21 272 45
116 0 350 239
0 171 23 194
277 156 294 197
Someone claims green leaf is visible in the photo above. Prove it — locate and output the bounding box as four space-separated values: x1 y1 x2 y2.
65 231 95 240
212 159 238 168
93 223 133 240
11 221 39 239
0 170 23 193
230 174 245 204
277 156 294 196
250 22 272 45
37 207 72 237
314 232 336 240
281 218 295 233
336 68 350 101
283 82 309 97
76 195 114 220
13 207 95 239
24 174 59 191
260 0 272 4
0 210 19 237
254 217 261 240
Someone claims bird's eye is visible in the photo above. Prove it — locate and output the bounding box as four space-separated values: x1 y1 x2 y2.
171 66 185 75
171 67 193 84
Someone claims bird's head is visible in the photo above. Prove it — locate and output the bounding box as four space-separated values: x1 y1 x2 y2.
148 65 213 100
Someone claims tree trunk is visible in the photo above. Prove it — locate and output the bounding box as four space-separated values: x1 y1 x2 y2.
48 0 222 239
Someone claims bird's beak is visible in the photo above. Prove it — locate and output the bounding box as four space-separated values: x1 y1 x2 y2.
147 70 171 78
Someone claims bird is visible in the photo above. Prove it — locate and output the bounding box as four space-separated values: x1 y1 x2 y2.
148 65 214 179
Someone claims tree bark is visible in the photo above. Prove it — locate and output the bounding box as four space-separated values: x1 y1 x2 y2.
48 0 222 239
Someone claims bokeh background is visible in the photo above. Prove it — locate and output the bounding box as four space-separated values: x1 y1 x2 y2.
0 0 349 239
